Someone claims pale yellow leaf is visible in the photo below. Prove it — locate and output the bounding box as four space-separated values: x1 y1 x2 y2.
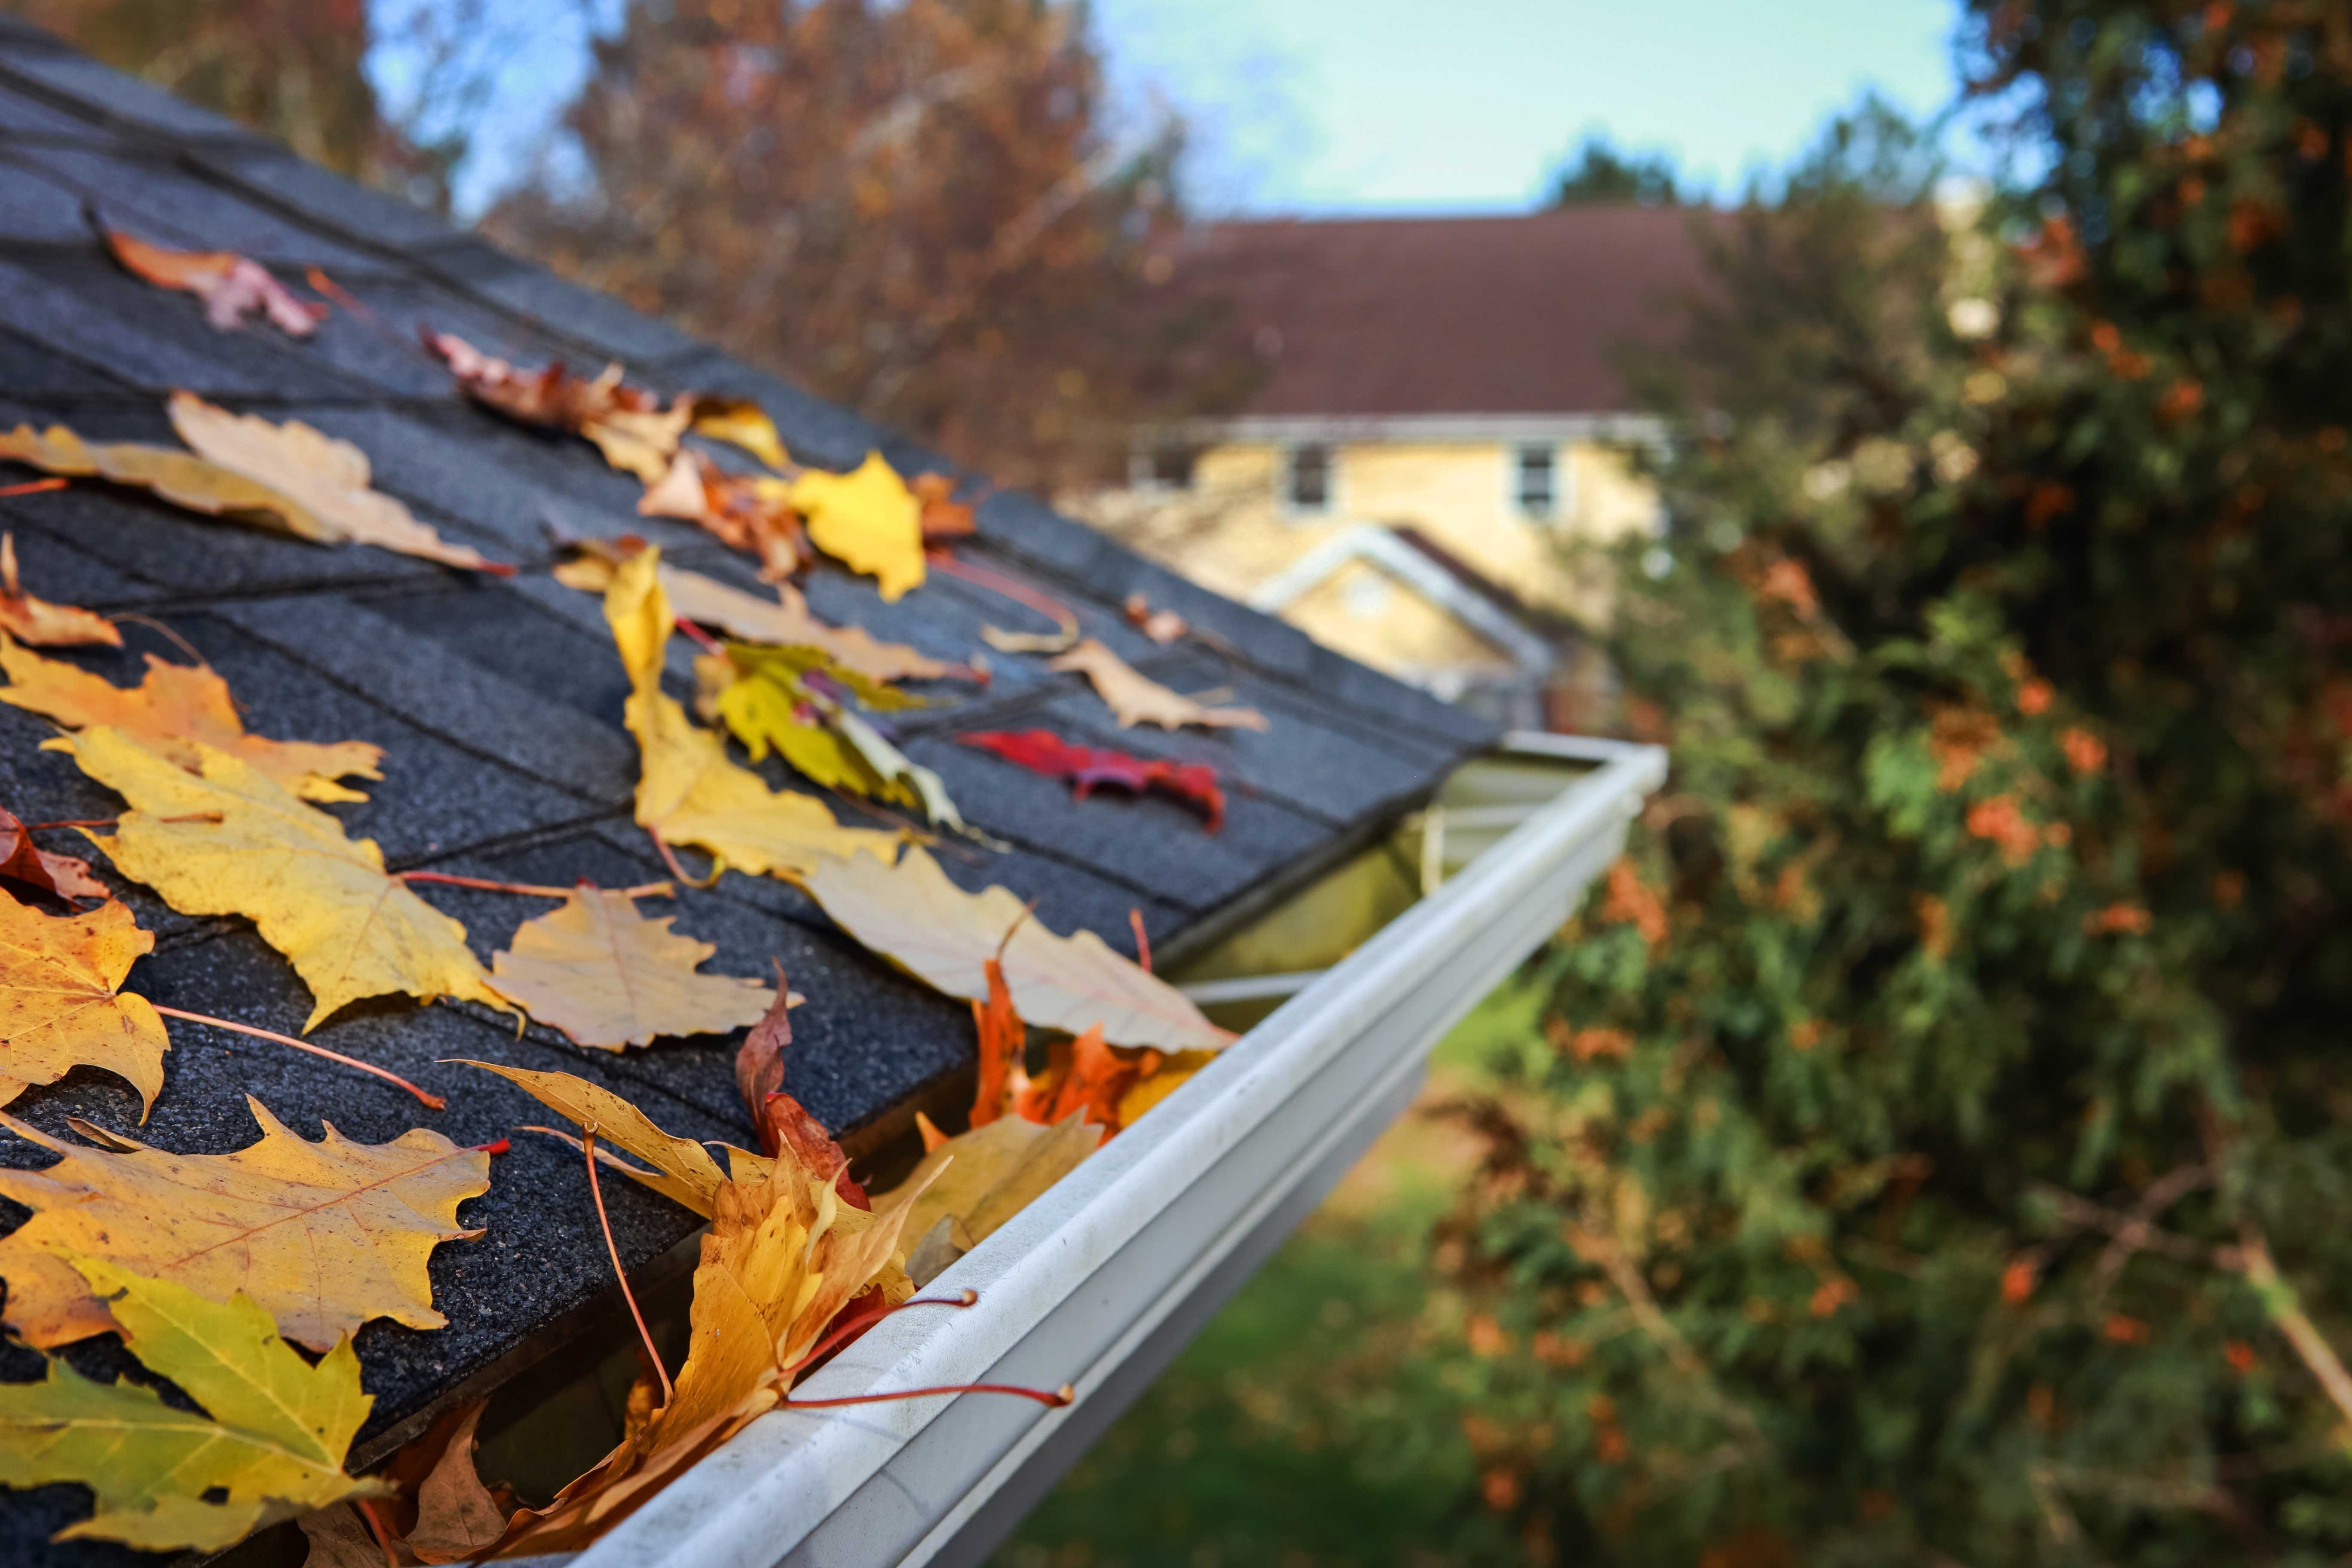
58 726 501 1029
490 887 773 1051
0 421 327 537
0 895 168 1116
794 844 1231 1052
1048 639 1268 731
604 548 902 879
879 1109 1101 1250
0 1099 487 1351
165 393 504 573
2 635 382 802
404 1403 507 1563
789 453 925 601
0 1257 383 1550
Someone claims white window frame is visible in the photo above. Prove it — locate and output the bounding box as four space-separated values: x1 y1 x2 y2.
1512 442 1564 523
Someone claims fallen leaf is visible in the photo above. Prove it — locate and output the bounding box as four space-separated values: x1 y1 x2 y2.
491 1106 922 1555
165 394 508 574
59 725 502 1029
912 472 976 542
422 330 689 484
403 1403 507 1564
789 453 926 601
0 421 328 538
458 1061 732 1217
0 1096 489 1351
722 638 927 713
794 844 1231 1052
690 398 790 472
102 224 327 337
0 1256 382 1550
297 1502 385 1568
1049 639 1268 732
639 451 809 578
604 548 903 880
489 887 773 1052
960 729 1225 831
1123 592 1188 645
904 1213 974 1288
2 635 383 803
968 952 1021 1127
0 799 107 902
0 895 168 1115
554 544 976 684
0 533 118 647
732 980 867 1207
879 1109 1100 1251
826 702 971 836
697 650 891 796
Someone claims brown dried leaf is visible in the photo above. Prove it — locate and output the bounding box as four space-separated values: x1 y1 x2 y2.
102 225 326 337
1049 639 1267 731
639 451 808 577
0 799 106 903
0 422 329 539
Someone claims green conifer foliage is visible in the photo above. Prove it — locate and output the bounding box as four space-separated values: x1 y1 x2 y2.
1436 10 2352 1562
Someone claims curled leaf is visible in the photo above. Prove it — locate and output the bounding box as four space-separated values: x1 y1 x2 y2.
960 728 1225 831
0 533 118 647
0 421 328 538
0 799 107 902
690 397 790 472
640 452 808 577
101 223 327 337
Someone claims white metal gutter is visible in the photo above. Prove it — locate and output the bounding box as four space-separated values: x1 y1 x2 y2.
566 733 1666 1568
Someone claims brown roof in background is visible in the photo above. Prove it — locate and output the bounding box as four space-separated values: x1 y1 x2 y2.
1183 206 1716 420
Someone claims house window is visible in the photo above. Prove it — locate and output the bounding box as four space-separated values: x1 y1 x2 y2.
1515 445 1557 519
1147 446 1197 490
1287 443 1332 514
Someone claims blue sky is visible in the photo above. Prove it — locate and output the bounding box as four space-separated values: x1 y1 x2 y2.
394 0 1967 218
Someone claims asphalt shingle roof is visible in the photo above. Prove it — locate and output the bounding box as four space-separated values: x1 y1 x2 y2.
0 24 1498 1560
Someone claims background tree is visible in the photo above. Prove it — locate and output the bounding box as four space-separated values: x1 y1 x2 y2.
1549 134 1683 207
484 0 1244 490
1430 10 2352 1564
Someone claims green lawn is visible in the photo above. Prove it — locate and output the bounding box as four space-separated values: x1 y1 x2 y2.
989 981 1542 1568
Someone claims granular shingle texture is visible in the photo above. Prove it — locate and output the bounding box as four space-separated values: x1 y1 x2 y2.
0 26 1499 1559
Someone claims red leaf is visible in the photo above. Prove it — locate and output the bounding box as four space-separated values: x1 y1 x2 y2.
959 729 1225 832
733 969 869 1209
0 803 104 902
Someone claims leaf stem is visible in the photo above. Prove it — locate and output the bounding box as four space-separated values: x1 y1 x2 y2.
1129 908 1151 974
785 1380 1074 1410
19 819 115 830
582 1126 673 1408
924 550 1080 637
0 478 67 498
397 871 674 900
778 1289 978 1381
148 1003 446 1110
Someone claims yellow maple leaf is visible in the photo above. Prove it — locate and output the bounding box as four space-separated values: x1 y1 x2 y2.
1048 639 1268 732
0 1255 384 1550
0 533 118 648
0 894 169 1115
165 393 505 573
489 887 775 1051
689 397 791 472
0 1096 489 1351
604 548 902 880
795 845 1232 1052
1 634 383 803
494 1123 924 1555
58 726 501 1029
788 452 926 602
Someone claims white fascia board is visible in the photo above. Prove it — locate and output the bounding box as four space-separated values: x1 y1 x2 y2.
569 738 1668 1568
1249 525 1557 674
1141 411 1671 451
